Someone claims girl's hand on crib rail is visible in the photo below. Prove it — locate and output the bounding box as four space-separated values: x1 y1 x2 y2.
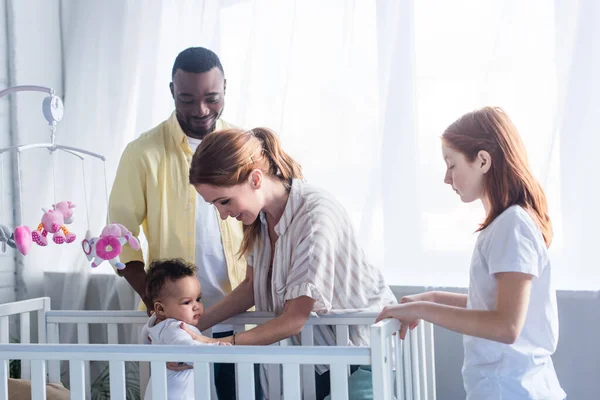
394 294 428 330
376 302 422 340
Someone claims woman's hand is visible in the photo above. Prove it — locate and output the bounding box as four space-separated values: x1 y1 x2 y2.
166 324 232 371
180 323 232 345
376 302 422 340
166 362 193 371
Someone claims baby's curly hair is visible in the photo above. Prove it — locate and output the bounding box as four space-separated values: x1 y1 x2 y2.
145 258 197 305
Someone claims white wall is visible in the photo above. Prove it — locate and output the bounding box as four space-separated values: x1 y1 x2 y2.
392 286 600 400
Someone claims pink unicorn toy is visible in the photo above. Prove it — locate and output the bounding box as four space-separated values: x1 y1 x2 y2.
31 201 77 246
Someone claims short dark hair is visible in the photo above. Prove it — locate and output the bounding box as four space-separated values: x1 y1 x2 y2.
171 47 224 79
145 258 197 305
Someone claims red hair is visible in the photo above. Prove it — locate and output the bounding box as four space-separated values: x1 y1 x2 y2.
442 107 552 247
189 128 303 256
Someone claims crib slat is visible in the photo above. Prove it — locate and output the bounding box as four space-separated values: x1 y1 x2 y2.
193 362 211 399
236 363 255 400
20 312 31 343
151 361 168 400
335 325 350 346
139 361 150 399
77 323 89 344
370 323 392 400
329 364 349 400
107 323 119 344
77 323 91 400
301 325 316 400
47 322 60 383
424 322 436 400
394 333 404 400
388 337 395 396
267 363 281 399
282 364 302 400
0 316 8 343
0 360 8 400
336 325 352 379
403 330 413 400
410 329 421 400
386 335 398 397
20 312 31 379
417 324 428 399
31 359 46 400
109 361 126 399
69 360 86 399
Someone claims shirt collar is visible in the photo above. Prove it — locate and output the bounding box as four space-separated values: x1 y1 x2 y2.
259 179 304 237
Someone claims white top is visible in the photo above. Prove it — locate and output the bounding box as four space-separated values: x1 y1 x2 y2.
463 205 565 399
188 137 232 333
141 314 219 400
248 179 396 376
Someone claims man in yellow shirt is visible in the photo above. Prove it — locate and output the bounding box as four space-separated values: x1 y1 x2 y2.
108 47 252 400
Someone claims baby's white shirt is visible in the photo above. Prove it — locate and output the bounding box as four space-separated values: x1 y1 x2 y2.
141 314 218 400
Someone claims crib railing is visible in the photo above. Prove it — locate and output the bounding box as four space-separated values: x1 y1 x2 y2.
0 297 436 400
0 297 50 381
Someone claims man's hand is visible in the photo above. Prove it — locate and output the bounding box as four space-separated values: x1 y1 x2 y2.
120 261 151 314
142 298 154 316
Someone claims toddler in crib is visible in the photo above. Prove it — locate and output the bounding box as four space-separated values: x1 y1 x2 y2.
141 258 228 400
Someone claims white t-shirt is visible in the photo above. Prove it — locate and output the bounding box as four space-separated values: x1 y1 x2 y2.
188 137 232 333
463 205 566 399
141 315 219 400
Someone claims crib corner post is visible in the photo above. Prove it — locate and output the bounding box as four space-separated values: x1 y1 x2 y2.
37 297 51 344
370 322 392 400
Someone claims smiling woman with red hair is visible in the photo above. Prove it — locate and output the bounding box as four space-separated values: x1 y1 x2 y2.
186 126 396 399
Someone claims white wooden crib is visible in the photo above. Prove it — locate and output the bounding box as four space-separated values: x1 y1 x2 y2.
0 297 436 400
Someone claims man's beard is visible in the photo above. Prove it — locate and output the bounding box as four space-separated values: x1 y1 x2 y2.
177 111 221 139
188 120 217 139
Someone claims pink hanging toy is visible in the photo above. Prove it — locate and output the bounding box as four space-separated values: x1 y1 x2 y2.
81 223 140 270
31 201 76 246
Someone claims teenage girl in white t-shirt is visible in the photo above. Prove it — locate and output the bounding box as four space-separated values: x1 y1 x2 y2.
377 107 566 399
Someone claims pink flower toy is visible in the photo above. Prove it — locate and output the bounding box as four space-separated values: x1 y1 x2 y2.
81 223 140 270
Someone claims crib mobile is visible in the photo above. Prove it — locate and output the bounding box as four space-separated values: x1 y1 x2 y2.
0 85 139 268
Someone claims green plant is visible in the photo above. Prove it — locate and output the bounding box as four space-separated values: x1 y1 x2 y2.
90 361 140 400
9 336 20 379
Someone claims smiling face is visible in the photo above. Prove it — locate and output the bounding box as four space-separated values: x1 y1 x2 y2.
154 275 204 326
170 67 226 139
194 172 264 225
442 144 489 204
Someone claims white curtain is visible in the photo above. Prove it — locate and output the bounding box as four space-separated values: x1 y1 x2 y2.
20 0 598 326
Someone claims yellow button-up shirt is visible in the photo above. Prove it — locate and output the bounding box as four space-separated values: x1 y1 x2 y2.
108 112 247 304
